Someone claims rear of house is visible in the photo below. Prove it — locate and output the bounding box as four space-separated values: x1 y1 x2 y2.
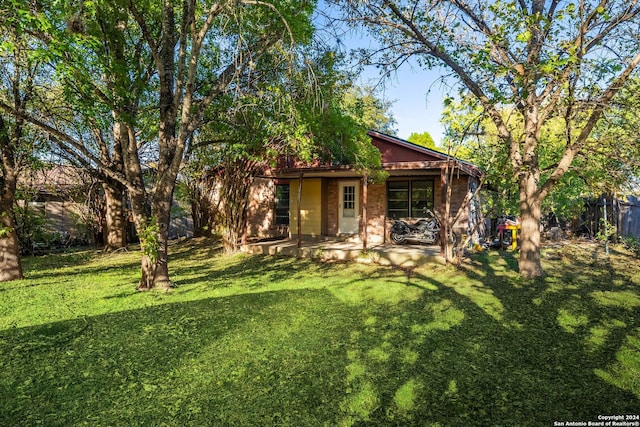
245 131 483 246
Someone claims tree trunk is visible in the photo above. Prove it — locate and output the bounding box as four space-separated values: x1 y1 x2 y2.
150 182 175 289
220 161 255 254
139 253 158 290
0 113 23 282
129 161 177 291
0 174 23 282
518 173 544 279
127 189 153 290
103 180 127 250
0 209 23 282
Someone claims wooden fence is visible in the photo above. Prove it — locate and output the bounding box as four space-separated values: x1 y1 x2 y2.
618 195 640 239
579 196 640 239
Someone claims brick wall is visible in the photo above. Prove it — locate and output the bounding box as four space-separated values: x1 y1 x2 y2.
327 179 338 236
245 178 277 239
380 174 472 242
365 182 386 243
449 176 470 233
245 174 475 242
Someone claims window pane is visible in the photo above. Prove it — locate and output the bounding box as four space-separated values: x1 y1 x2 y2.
387 181 409 219
343 185 356 217
411 181 434 217
343 185 355 209
275 184 290 225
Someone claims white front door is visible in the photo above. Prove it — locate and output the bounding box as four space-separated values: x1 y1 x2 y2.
338 181 359 234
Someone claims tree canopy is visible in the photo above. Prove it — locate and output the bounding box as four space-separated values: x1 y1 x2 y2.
407 131 436 150
0 0 390 286
0 0 322 288
330 0 640 277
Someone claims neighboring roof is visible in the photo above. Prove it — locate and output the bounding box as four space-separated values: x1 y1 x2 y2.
17 165 92 198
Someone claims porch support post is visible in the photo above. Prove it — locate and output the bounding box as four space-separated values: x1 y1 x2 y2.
297 172 303 249
362 174 368 252
440 165 448 255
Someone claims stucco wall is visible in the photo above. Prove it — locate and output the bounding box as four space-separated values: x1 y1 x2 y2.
290 178 324 237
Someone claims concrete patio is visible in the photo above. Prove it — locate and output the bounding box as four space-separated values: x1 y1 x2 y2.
241 238 444 268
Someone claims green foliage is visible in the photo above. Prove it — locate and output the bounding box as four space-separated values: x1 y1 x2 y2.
196 49 385 174
440 94 636 219
407 131 436 149
342 86 397 135
596 217 616 244
622 236 640 258
139 217 160 264
12 203 50 253
1 240 639 424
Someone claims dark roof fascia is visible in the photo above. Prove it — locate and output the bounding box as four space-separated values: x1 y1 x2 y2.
263 162 473 180
261 164 361 179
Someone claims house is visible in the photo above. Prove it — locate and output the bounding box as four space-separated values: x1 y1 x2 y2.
16 165 193 250
16 165 94 250
244 131 483 248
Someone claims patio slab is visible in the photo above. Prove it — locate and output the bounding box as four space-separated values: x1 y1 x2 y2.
241 238 444 268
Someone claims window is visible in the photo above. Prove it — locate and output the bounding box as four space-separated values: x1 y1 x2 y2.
274 184 290 225
387 180 434 219
342 185 355 218
387 181 409 219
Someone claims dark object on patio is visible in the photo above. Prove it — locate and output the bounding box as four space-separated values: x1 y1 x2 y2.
390 210 441 245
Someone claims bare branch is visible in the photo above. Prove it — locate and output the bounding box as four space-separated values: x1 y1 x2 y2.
539 48 640 199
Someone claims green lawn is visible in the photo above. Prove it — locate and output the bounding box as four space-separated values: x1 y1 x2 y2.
1 239 639 426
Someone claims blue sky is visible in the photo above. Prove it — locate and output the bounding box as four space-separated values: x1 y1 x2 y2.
357 63 451 145
317 4 453 146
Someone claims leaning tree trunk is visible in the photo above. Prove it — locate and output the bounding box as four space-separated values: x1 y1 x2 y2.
0 174 23 282
518 172 544 279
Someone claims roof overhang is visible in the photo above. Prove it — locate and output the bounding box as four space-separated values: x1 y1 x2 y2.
260 165 362 179
261 161 479 180
259 131 483 179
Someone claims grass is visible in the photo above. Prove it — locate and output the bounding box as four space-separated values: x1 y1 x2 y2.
1 238 639 426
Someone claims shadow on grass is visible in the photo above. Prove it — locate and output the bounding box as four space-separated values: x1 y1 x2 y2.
19 250 141 284
1 242 639 426
0 289 358 426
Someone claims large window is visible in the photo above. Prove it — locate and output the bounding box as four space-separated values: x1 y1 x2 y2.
387 180 434 219
274 184 290 225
